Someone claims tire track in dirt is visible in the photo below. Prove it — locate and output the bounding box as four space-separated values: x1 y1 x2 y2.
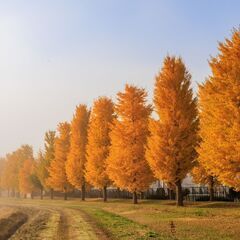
75 209 110 240
0 202 110 240
57 210 69 240
57 208 103 240
9 210 52 240
0 211 28 240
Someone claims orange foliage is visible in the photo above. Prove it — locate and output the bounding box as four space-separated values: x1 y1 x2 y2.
0 158 6 191
65 105 90 190
146 56 198 206
107 85 153 195
86 97 114 189
38 131 56 190
198 30 240 190
19 159 35 194
47 122 71 192
192 164 213 185
1 145 33 194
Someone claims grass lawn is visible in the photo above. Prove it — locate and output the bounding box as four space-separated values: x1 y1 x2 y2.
1 198 240 240
71 199 240 240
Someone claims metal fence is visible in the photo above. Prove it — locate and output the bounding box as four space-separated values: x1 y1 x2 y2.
184 186 232 201
60 186 238 201
12 185 239 201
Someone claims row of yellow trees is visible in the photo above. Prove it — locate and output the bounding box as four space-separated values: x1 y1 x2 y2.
0 29 240 206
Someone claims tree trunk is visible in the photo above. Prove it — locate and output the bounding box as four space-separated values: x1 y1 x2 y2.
208 176 214 201
64 187 67 200
168 188 174 200
175 180 183 206
31 192 34 199
103 186 107 202
81 183 85 201
50 188 54 200
117 188 121 198
133 191 138 204
40 187 43 200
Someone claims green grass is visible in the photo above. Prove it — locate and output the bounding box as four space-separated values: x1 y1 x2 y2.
69 199 240 240
1 198 240 240
73 205 161 240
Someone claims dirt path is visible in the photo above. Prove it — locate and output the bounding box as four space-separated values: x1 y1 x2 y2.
0 202 110 240
0 211 28 240
57 210 69 239
56 208 100 240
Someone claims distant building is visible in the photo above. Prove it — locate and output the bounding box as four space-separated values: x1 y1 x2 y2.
150 174 201 190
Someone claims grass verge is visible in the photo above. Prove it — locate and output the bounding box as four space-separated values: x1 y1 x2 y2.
73 205 162 240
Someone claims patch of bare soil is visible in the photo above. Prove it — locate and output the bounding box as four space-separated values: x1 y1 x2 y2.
0 203 110 240
76 209 110 240
0 211 28 240
9 210 51 240
56 211 69 240
56 208 110 240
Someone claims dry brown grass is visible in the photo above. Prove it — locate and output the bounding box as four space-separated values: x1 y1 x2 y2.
98 200 240 240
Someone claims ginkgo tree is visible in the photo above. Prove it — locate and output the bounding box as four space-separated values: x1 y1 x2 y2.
1 145 34 197
0 158 6 196
34 151 46 199
146 56 198 206
1 155 14 196
191 163 217 201
107 85 153 204
47 122 71 200
37 131 56 199
198 29 240 190
19 158 35 198
66 105 90 201
86 97 114 202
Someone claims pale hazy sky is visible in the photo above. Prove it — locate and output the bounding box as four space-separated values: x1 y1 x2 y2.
0 0 240 157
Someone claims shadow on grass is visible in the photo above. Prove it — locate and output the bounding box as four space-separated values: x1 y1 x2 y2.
197 202 240 208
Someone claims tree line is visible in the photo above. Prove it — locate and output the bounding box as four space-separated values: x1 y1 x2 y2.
0 29 239 206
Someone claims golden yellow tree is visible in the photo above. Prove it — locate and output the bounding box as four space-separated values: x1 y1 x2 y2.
107 85 153 204
191 163 217 201
1 154 21 197
146 56 198 206
19 159 35 198
1 145 34 197
37 131 55 199
1 155 14 196
86 97 114 202
198 29 240 190
66 105 90 200
47 122 71 200
0 158 6 196
34 151 45 199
